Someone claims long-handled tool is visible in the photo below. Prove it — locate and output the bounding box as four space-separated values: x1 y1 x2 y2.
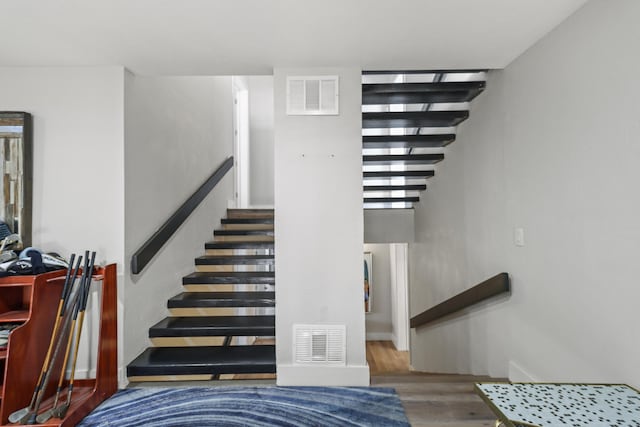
19 253 87 425
7 254 81 424
52 252 96 419
36 252 96 423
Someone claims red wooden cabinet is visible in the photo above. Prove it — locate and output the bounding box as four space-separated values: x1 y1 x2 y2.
0 264 118 426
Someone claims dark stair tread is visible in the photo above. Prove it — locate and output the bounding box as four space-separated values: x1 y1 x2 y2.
364 197 419 203
221 218 274 224
363 134 456 149
150 315 275 337
363 91 478 104
362 82 485 104
195 255 275 265
214 229 274 236
362 69 487 75
183 271 275 284
363 154 444 165
364 184 426 192
363 170 435 179
205 241 274 250
127 345 276 376
362 111 469 128
168 292 276 308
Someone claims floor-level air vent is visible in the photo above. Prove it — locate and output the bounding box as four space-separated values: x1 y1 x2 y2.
293 324 346 365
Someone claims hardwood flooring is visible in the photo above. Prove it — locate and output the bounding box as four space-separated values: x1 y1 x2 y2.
367 340 410 374
367 341 501 427
132 340 501 426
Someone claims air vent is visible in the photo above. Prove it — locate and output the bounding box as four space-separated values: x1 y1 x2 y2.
293 324 346 365
286 76 339 115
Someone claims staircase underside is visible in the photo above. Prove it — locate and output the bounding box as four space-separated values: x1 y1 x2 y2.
362 70 487 209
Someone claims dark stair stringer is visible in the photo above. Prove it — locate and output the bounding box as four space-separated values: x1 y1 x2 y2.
126 208 276 381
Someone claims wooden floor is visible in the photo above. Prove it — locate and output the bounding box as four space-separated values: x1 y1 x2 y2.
132 340 501 426
367 341 500 427
235 340 500 426
367 340 410 374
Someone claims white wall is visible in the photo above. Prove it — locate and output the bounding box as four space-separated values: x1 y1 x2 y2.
124 75 234 374
0 67 125 265
410 0 640 388
274 67 368 385
364 244 392 341
0 65 126 380
364 209 414 243
248 76 274 207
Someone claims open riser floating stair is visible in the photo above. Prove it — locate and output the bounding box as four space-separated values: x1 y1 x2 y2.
127 208 276 382
362 70 486 209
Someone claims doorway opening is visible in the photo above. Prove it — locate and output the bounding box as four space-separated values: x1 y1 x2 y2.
364 242 410 373
231 76 274 209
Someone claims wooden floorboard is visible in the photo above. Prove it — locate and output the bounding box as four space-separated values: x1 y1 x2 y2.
367 340 410 374
130 340 501 425
367 341 501 426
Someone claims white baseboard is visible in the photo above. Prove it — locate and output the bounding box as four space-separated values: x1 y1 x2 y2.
119 367 128 388
277 364 370 386
366 332 393 341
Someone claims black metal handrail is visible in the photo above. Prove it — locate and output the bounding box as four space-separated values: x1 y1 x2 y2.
410 273 510 329
130 156 234 275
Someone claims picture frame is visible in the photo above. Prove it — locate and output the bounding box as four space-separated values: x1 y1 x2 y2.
364 252 372 313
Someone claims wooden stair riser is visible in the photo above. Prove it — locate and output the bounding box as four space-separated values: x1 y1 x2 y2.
182 284 234 292
183 284 268 292
169 307 238 316
214 235 274 242
169 308 274 317
195 265 270 273
205 248 272 256
226 209 274 219
222 224 274 231
151 336 239 347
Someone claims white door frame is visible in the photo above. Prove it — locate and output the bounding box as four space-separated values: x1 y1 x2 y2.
232 77 250 208
390 243 410 351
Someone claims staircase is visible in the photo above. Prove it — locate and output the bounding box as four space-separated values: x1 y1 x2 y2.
362 70 487 209
127 208 276 382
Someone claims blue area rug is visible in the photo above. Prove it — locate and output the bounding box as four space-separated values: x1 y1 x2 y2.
77 386 410 426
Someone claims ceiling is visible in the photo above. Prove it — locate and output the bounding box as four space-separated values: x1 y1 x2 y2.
0 0 589 75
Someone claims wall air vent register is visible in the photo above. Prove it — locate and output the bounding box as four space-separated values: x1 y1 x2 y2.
286 76 339 115
293 324 346 365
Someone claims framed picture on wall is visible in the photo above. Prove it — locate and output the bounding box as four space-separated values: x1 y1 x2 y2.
364 252 372 313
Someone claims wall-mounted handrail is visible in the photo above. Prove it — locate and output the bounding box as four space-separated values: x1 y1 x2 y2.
410 272 510 329
130 156 234 275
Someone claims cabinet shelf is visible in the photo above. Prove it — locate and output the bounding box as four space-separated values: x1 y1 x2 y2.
0 311 29 323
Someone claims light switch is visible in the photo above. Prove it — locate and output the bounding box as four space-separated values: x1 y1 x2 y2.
514 227 525 247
